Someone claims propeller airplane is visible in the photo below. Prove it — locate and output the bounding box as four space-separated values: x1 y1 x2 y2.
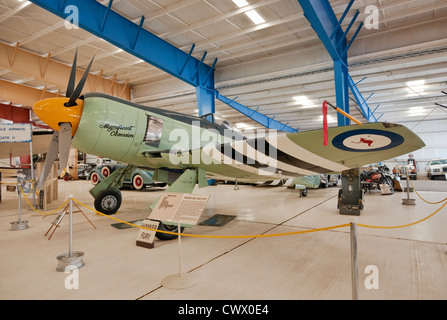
30 51 425 240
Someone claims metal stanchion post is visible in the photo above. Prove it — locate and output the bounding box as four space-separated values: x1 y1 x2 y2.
161 221 200 289
10 182 28 231
402 172 416 205
350 218 359 300
56 195 85 272
177 221 182 277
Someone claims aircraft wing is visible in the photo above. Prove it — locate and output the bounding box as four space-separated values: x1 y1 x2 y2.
198 122 425 181
0 131 53 159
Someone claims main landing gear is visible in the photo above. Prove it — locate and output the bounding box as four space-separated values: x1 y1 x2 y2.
89 166 182 240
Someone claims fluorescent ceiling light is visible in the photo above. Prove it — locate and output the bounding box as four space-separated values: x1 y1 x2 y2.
407 80 425 87
232 0 265 25
232 0 248 7
406 79 426 96
408 106 426 116
319 115 337 123
235 122 250 128
293 95 309 103
235 122 256 131
292 95 318 108
245 10 265 25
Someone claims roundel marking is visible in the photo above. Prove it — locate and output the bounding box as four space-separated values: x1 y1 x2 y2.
332 129 404 152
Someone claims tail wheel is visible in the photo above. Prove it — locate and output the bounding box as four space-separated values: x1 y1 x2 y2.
94 189 122 215
132 174 144 190
156 222 185 240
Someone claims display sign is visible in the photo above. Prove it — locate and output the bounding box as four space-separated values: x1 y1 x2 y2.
149 193 210 227
0 123 32 143
136 219 160 249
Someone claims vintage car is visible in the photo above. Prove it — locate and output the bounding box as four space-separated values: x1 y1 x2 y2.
426 159 447 180
89 164 163 190
320 174 341 188
392 157 418 180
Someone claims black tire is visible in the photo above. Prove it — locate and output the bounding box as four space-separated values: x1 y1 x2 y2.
94 189 122 215
156 222 185 241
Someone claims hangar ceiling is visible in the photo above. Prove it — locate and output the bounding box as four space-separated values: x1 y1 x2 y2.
0 0 447 132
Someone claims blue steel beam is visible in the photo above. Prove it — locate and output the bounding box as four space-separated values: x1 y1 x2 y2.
298 0 378 125
298 0 347 62
298 0 351 126
29 0 216 116
30 0 310 131
29 0 214 89
348 74 380 122
216 93 298 133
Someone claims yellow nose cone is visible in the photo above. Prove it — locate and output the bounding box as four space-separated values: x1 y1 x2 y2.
33 97 84 136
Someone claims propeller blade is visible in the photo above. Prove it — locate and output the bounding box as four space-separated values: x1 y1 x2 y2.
36 131 59 190
58 122 72 171
66 55 95 107
66 47 78 98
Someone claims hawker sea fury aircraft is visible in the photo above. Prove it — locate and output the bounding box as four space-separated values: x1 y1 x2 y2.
32 52 425 239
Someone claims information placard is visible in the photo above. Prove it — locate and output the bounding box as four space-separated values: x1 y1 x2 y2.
0 123 32 143
149 193 210 227
136 219 160 249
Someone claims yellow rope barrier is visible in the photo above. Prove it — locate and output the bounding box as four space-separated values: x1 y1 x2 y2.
72 198 350 238
19 185 69 215
358 174 447 229
12 177 447 238
408 177 447 205
358 200 447 229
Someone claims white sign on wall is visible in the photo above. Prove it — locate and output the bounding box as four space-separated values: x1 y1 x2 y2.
0 123 32 143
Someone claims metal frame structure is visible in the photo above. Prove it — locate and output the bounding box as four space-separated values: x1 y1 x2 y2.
28 0 299 132
298 0 380 126
28 0 383 131
29 0 216 116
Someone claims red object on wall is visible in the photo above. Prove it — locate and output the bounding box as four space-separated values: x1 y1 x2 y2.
322 101 328 146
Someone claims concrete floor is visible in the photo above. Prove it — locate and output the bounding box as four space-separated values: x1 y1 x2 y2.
1 175 447 300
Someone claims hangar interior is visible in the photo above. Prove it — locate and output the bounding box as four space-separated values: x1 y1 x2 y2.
1 0 447 300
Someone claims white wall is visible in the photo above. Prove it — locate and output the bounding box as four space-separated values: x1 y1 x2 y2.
382 116 447 172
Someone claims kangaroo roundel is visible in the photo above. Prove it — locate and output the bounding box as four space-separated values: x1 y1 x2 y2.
332 129 405 152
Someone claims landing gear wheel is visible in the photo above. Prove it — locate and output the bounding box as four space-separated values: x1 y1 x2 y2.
132 174 144 190
94 189 122 215
156 222 185 240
